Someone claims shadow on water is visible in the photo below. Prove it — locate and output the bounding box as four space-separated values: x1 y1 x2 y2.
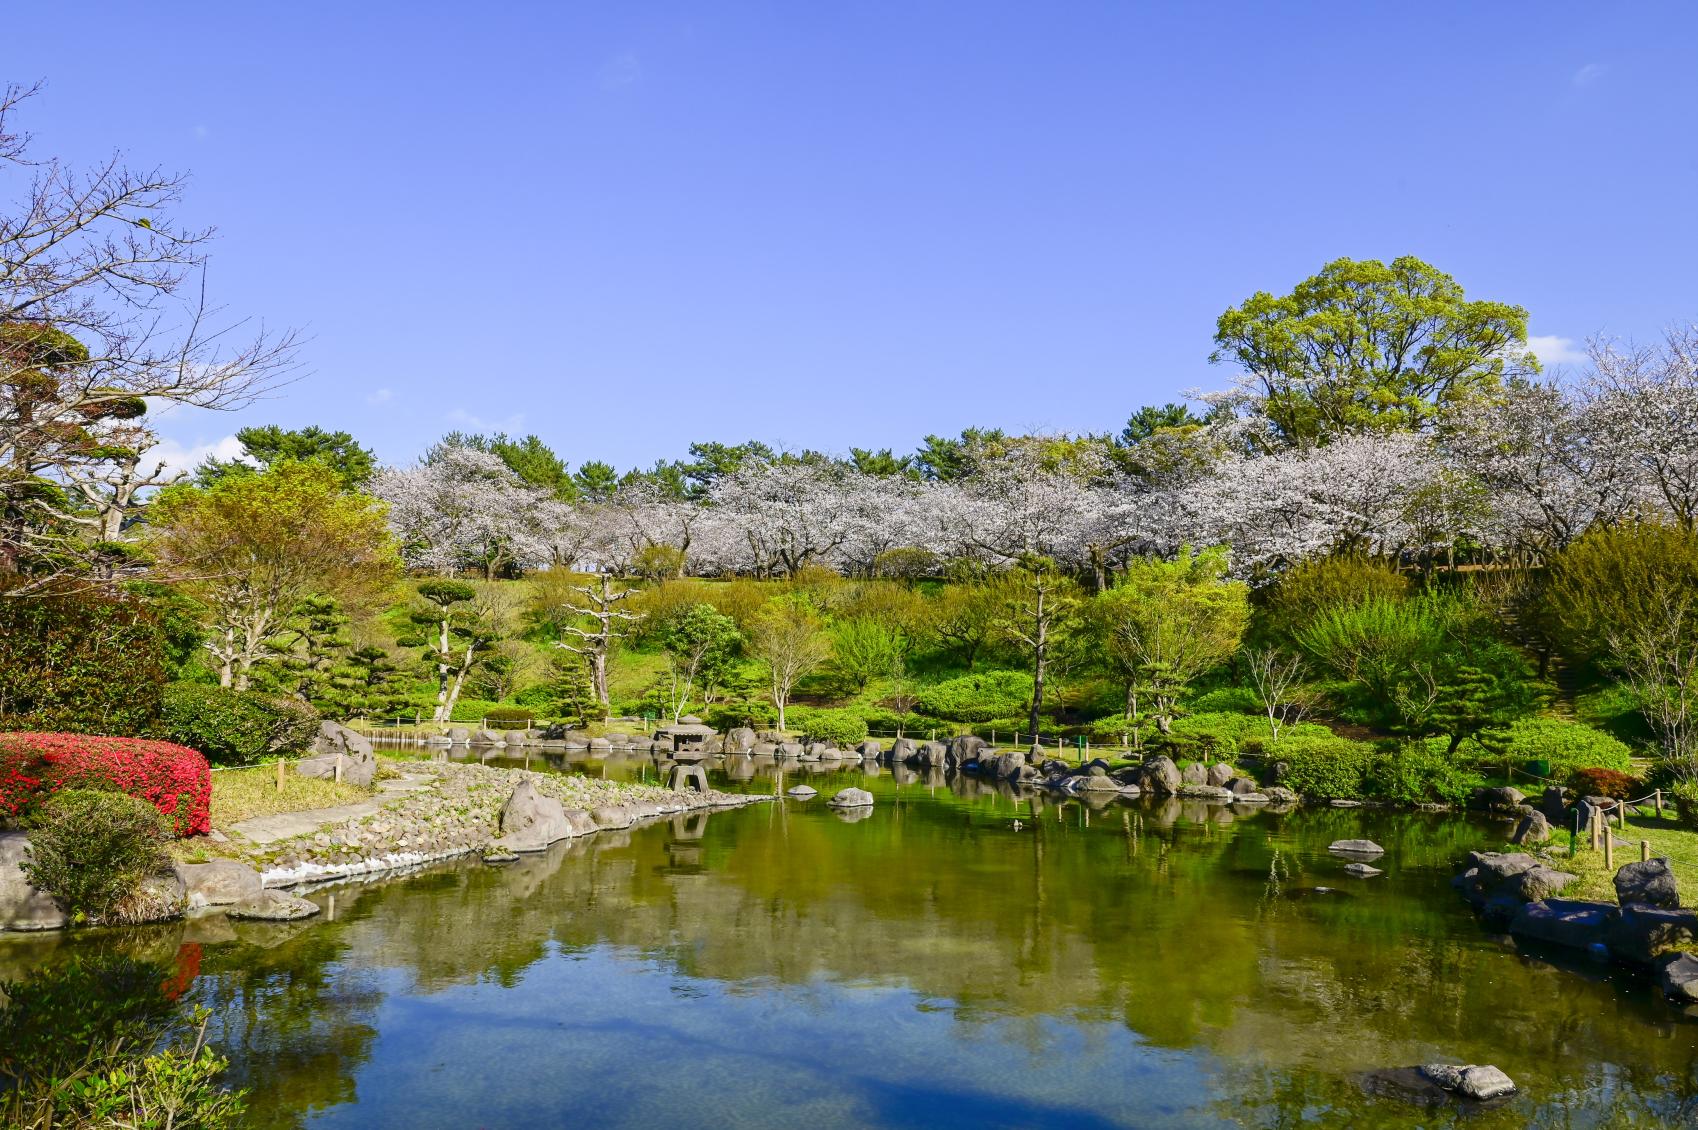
7 753 1698 1128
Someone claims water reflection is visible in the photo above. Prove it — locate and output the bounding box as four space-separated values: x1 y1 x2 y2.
6 760 1698 1128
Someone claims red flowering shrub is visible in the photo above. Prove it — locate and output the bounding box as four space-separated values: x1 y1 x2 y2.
1569 766 1640 800
0 733 211 836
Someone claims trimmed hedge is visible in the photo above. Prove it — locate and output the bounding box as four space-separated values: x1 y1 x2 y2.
0 582 168 736
160 682 318 767
1185 687 1262 715
793 708 869 745
1501 717 1634 773
915 671 1033 723
481 707 535 729
1269 732 1376 799
0 733 211 836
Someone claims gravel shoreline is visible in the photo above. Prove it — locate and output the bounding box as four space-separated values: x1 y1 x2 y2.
248 758 768 888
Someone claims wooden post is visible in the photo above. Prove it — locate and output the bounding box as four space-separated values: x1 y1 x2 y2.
1604 827 1614 870
334 750 343 785
1657 789 1665 817
1590 809 1601 851
1641 839 1652 863
276 758 286 793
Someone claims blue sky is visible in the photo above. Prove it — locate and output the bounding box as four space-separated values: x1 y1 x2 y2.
8 2 1697 474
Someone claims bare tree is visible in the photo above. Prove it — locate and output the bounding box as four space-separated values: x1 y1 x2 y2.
1244 646 1313 742
1611 588 1698 775
1 83 297 582
748 598 829 731
545 570 642 708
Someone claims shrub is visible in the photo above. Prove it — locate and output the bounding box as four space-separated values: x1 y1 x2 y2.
1368 742 1483 806
1569 766 1641 799
797 708 868 745
448 697 504 723
161 682 319 767
1258 555 1410 643
1497 717 1634 774
704 701 778 731
1669 779 1698 830
1270 732 1377 799
916 670 1034 722
0 580 168 735
1574 682 1657 747
1159 712 1270 759
21 790 173 924
1185 686 1262 715
0 733 211 836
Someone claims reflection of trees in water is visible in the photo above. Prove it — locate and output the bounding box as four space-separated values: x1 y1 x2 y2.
280 780 1698 1111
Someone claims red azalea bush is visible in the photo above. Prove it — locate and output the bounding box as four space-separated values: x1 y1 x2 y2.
0 733 211 836
1569 766 1640 801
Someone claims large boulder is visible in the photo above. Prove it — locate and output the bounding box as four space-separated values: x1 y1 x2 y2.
0 833 65 931
591 805 634 828
889 738 915 763
1615 858 1680 909
296 721 377 787
1509 898 1616 951
827 788 875 810
228 889 320 922
855 740 883 760
1508 866 1577 902
1660 952 1698 1003
494 780 572 852
1177 784 1233 800
1263 786 1299 804
1468 851 1538 884
1206 763 1235 788
1143 757 1182 795
775 742 806 759
1606 905 1698 965
1181 762 1209 786
1419 1064 1516 1102
724 727 756 753
786 785 818 799
175 860 263 908
950 735 987 763
1510 810 1550 846
915 741 950 769
1472 786 1526 811
1539 786 1570 823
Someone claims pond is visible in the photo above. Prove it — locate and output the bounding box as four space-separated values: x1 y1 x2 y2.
6 757 1698 1128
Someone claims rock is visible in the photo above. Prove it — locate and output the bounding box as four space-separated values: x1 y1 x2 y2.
1508 866 1577 902
827 788 875 810
1181 762 1208 786
175 860 263 908
1509 897 1616 951
1420 1064 1516 1101
1226 776 1261 796
855 740 882 760
129 870 187 923
786 785 818 799
889 738 915 762
482 849 519 864
1078 774 1123 792
915 741 950 769
1468 851 1538 884
1206 763 1235 787
1606 905 1698 965
227 889 320 922
1615 858 1680 909
1329 799 1364 808
1510 810 1550 845
1143 757 1182 795
1473 785 1525 811
1343 862 1383 878
950 735 987 763
591 805 634 828
476 729 505 745
1539 785 1570 823
296 721 377 787
1263 786 1298 804
588 737 611 751
446 727 471 742
0 833 66 931
494 780 571 852
1328 839 1385 857
726 727 757 753
1659 952 1698 1003
991 751 1028 780
776 742 806 759
1229 791 1270 805
1177 784 1233 800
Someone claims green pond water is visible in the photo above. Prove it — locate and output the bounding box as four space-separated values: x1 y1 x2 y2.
6 756 1698 1128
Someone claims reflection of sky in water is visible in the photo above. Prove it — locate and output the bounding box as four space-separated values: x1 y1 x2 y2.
329 950 1213 1129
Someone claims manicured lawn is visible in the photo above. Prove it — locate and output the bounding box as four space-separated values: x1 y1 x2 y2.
207 765 371 830
1534 807 1698 905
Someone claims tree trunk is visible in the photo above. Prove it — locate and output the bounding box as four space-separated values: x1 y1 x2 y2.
433 617 452 723
589 650 609 706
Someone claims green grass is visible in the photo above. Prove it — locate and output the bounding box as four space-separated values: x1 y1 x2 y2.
206 765 371 831
1528 807 1698 905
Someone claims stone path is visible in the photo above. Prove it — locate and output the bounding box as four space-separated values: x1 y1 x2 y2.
229 774 436 846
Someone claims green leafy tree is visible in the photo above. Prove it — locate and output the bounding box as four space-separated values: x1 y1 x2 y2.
848 447 916 477
1211 256 1536 445
332 645 412 719
1118 403 1202 447
653 603 742 722
1431 663 1540 757
928 582 1000 671
149 461 399 690
1090 546 1249 733
914 427 1008 481
413 580 475 722
748 598 829 730
573 460 620 500
830 616 907 691
195 425 377 491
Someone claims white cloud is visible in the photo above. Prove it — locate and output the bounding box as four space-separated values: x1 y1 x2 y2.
445 407 526 433
144 434 250 480
598 52 642 90
1527 334 1587 367
367 387 394 405
1573 62 1606 87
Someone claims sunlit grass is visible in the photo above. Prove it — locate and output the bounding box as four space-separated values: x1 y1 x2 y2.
208 765 370 829
1531 807 1698 904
